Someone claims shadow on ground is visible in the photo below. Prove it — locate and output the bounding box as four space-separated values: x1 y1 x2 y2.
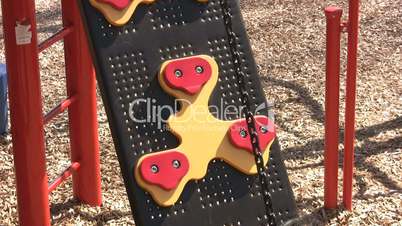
262 75 401 224
51 199 132 225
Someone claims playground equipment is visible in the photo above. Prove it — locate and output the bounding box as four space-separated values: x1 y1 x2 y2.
134 55 276 206
324 1 359 211
80 0 297 225
1 0 101 225
0 0 359 225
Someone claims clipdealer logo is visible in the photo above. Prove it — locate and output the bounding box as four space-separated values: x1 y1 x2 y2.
128 98 273 130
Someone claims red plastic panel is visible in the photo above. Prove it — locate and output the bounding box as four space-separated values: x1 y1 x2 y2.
163 57 212 95
98 0 131 10
139 150 189 190
228 116 276 154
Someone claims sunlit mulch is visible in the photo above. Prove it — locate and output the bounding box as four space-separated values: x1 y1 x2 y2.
0 0 401 225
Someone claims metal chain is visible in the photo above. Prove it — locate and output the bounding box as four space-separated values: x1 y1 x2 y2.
219 0 276 225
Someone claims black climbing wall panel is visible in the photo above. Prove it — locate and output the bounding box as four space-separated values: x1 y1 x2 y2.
79 0 297 225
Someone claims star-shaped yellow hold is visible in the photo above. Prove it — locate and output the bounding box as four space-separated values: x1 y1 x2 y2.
134 55 274 206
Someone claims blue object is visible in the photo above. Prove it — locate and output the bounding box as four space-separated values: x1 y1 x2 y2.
0 64 8 135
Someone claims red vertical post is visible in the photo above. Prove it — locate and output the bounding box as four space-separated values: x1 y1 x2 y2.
324 6 343 210
0 0 51 225
61 0 102 205
343 0 359 211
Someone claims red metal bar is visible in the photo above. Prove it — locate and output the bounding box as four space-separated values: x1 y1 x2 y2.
48 162 80 193
38 26 74 53
43 95 77 125
61 0 102 206
0 0 51 225
324 6 343 210
343 0 360 211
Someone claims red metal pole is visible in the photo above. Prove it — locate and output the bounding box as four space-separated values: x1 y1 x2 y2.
61 0 102 206
324 6 343 210
0 0 51 225
343 0 359 211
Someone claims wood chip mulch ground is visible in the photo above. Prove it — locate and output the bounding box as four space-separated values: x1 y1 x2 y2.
0 0 401 225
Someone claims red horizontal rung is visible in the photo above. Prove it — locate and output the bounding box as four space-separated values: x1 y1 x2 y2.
38 26 74 53
43 95 77 125
48 162 80 193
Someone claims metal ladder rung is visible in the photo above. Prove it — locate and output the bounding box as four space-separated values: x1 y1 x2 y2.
48 162 80 193
38 26 74 53
43 95 77 125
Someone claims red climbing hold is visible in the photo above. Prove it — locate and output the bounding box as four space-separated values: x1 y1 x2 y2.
228 116 276 153
139 150 189 190
163 56 212 95
98 0 131 10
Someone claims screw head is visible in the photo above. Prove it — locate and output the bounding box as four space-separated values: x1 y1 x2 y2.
260 126 268 134
239 129 248 138
195 66 204 74
172 160 181 169
151 164 159 173
174 69 183 77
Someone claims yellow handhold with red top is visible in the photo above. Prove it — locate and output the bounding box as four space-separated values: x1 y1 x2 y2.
90 0 208 26
134 55 276 206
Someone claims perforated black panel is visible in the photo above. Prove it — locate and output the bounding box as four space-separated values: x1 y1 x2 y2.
79 0 297 225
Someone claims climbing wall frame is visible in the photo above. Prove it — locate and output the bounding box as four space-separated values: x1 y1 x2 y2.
79 0 297 225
